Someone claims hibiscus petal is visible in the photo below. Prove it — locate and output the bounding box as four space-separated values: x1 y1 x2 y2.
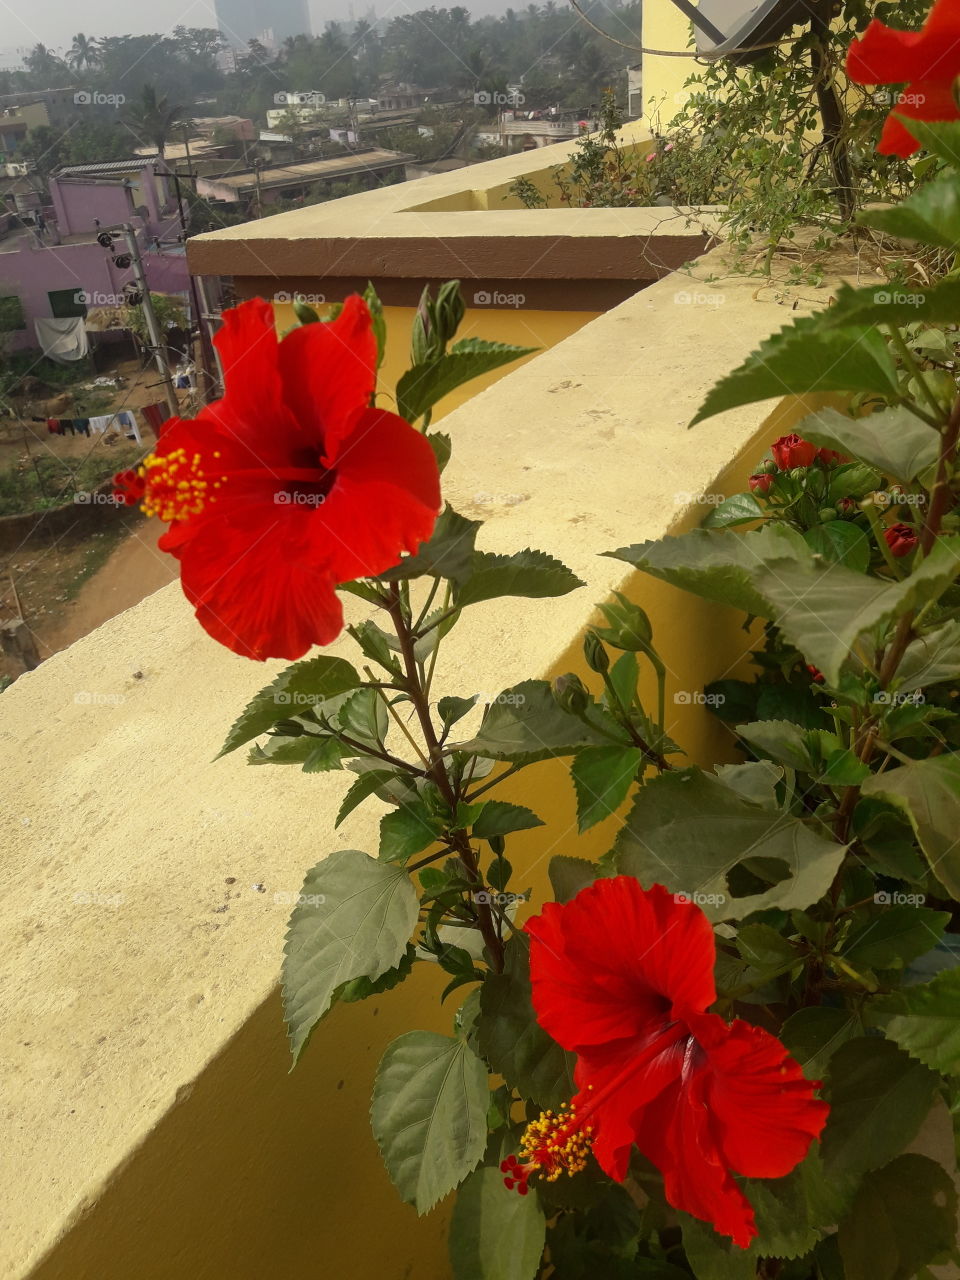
878 82 960 156
526 878 717 1052
635 1073 758 1248
847 6 960 86
689 1013 830 1180
277 295 378 466
166 502 343 661
313 406 441 584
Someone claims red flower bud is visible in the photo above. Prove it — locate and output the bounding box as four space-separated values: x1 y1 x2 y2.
807 664 825 684
771 434 817 470
816 448 847 465
884 522 919 558
748 473 773 494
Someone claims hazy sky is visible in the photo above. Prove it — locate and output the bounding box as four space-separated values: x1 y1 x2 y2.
4 0 517 56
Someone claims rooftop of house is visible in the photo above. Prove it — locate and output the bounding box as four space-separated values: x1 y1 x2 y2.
54 159 160 178
206 149 413 192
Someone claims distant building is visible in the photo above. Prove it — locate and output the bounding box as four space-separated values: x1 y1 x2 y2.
214 0 311 49
377 84 437 112
196 149 410 209
627 65 643 118
0 158 189 354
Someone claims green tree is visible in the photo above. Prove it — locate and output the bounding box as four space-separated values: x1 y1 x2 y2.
123 85 186 158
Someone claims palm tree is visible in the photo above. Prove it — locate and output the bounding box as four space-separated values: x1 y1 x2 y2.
67 33 100 71
124 85 185 158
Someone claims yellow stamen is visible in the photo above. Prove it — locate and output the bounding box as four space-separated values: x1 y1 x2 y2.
140 447 218 522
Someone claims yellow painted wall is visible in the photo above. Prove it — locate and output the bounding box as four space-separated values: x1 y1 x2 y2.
271 302 603 421
642 0 700 126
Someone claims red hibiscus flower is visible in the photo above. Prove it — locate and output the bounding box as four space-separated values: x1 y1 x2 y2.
885 522 920 557
771 434 817 470
846 0 960 157
507 877 828 1247
748 473 773 494
115 297 440 661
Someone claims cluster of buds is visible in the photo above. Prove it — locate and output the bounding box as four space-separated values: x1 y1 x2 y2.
749 434 847 494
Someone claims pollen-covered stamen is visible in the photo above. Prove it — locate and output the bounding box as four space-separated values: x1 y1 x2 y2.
140 448 225 522
501 1099 596 1195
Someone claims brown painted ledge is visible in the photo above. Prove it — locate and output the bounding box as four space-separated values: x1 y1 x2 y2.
187 132 721 310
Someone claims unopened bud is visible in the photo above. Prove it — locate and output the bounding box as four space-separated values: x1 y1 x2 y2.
818 507 837 522
293 298 320 326
594 592 653 652
552 673 590 717
583 632 609 673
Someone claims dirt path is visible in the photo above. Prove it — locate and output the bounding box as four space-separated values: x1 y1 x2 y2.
43 519 179 654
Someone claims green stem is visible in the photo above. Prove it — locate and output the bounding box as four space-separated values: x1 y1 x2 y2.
887 324 949 425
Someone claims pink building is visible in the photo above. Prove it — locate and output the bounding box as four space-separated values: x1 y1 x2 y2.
0 159 190 355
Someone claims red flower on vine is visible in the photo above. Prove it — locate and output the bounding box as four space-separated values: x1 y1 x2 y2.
114 297 440 661
846 0 960 157
885 522 920 557
748 473 773 494
771 434 818 470
507 877 828 1248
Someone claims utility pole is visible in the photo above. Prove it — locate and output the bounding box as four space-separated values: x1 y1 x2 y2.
121 223 180 418
253 158 264 219
160 161 217 405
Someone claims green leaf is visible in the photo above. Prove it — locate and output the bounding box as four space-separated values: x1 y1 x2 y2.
397 338 535 423
379 801 442 863
614 768 847 922
897 116 960 165
781 1006 862 1079
897 621 960 692
450 1165 546 1280
439 694 478 730
339 686 389 747
680 1216 756 1280
821 1037 939 1176
752 536 960 685
282 850 419 1063
472 801 544 839
338 943 416 1002
713 760 782 808
842 905 949 971
428 430 452 472
690 317 900 426
218 655 361 756
838 1153 958 1280
548 855 599 902
248 734 350 771
371 1030 489 1213
820 277 960 329
794 407 939 484
701 492 765 528
736 719 814 771
335 768 399 826
477 934 576 1112
455 548 583 608
570 744 643 832
859 174 960 252
871 967 960 1075
606 524 808 619
862 756 960 896
804 520 871 573
456 680 619 763
736 922 797 975
377 505 482 584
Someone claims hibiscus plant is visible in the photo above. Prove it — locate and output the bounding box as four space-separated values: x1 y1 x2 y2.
119 9 960 1276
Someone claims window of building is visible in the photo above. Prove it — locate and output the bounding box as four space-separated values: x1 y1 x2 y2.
0 295 25 330
48 288 86 319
